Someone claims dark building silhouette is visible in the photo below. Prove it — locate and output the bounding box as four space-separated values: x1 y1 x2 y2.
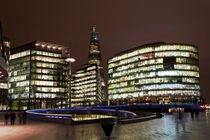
0 22 10 110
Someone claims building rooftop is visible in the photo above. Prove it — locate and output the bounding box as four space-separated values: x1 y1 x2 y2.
10 41 68 54
108 42 198 60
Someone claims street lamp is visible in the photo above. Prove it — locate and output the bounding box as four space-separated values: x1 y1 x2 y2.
65 58 76 75
65 57 76 108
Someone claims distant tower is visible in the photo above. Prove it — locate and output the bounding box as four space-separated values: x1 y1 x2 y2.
88 25 102 68
88 25 106 100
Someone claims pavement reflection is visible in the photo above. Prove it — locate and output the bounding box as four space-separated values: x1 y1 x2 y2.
0 112 210 140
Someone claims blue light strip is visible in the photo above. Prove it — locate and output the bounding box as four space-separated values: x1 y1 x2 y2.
26 103 203 120
27 108 137 119
94 104 204 109
27 112 72 119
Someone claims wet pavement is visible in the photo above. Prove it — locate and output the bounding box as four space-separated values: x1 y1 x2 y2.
0 111 210 140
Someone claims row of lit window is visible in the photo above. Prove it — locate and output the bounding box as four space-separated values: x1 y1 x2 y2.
71 97 96 102
87 66 96 71
137 84 200 90
36 87 66 92
108 77 199 89
33 50 61 58
75 70 96 78
0 83 8 89
72 92 96 98
35 74 55 80
156 51 197 59
111 65 199 78
35 62 66 69
35 68 66 75
109 64 162 73
9 68 30 77
73 87 96 94
31 56 65 64
109 55 198 69
109 51 198 66
110 74 198 85
74 75 96 82
9 87 29 94
34 74 67 81
111 70 199 79
11 93 29 99
174 64 199 71
71 103 83 107
10 50 30 60
32 80 58 86
109 64 199 74
109 58 163 69
71 102 95 107
11 93 59 99
72 83 97 90
109 45 197 63
35 93 57 98
109 90 200 100
10 80 65 87
9 75 27 82
9 62 30 71
15 81 29 87
109 84 199 94
73 79 96 86
9 56 30 66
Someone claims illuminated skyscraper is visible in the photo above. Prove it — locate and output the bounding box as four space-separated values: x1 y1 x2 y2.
70 26 105 107
88 25 102 67
88 25 106 100
9 41 69 110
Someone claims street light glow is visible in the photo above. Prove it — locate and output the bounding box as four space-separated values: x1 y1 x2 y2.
65 58 76 63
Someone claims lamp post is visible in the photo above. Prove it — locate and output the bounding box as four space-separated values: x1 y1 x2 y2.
65 57 76 108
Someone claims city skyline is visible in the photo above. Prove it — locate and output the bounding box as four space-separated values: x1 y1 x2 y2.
0 0 210 102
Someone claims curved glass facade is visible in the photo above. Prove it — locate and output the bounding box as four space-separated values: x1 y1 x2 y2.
108 42 200 104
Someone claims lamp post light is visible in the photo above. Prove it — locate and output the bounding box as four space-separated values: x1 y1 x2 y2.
65 57 76 108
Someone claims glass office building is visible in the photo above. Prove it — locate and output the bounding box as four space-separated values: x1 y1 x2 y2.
9 41 69 110
108 42 200 105
71 64 102 107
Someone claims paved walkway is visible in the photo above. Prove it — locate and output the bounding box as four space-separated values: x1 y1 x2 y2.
0 112 105 140
0 112 65 140
1 112 210 140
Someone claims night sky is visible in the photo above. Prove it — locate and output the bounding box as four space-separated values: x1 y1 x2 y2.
0 0 210 102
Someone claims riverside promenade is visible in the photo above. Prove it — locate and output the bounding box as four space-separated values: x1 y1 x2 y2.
1 111 210 140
